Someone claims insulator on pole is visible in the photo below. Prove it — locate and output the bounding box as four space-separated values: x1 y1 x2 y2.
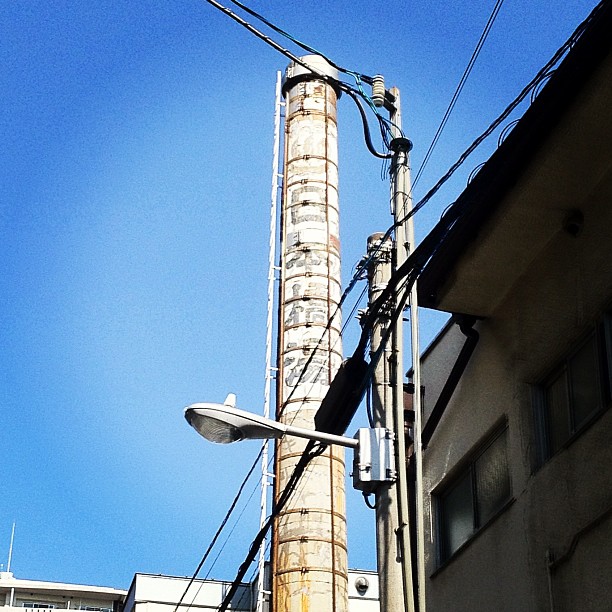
372 75 386 107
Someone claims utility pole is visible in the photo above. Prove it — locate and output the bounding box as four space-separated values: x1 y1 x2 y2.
366 232 413 612
388 86 424 612
367 81 420 611
273 55 348 611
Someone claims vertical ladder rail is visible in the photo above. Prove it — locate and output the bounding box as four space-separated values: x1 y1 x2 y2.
256 71 283 612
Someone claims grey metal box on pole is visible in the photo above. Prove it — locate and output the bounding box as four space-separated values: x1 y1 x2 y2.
352 427 397 492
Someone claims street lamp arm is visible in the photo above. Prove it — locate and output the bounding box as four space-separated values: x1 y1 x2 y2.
282 423 359 448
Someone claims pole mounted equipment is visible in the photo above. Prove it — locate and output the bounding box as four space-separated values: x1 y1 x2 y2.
371 75 386 108
352 428 397 493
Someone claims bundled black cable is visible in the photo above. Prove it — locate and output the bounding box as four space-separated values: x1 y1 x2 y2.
216 440 326 612
226 0 374 84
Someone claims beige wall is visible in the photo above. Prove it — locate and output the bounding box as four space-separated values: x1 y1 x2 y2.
421 172 612 611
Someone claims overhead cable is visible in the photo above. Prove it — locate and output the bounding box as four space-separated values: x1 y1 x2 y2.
276 252 379 430
412 0 506 189
396 0 605 229
216 441 326 612
201 0 348 91
328 0 608 413
226 0 374 84
203 474 262 580
330 199 463 428
171 450 262 612
200 0 397 156
344 88 393 159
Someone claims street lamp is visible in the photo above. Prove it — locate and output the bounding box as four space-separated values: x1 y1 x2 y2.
185 393 358 448
185 395 398 612
184 394 397 491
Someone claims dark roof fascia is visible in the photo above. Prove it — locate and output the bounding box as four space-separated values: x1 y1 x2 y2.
417 0 612 310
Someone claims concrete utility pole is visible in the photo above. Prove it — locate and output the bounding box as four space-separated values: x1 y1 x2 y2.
273 55 348 611
366 232 412 612
388 87 422 612
366 83 419 612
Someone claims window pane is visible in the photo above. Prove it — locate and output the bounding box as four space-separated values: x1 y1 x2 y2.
545 369 570 455
569 334 601 430
441 470 473 559
475 429 510 526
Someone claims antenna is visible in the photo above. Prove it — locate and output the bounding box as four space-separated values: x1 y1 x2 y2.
7 522 15 573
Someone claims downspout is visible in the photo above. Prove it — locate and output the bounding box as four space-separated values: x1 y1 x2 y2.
421 315 480 449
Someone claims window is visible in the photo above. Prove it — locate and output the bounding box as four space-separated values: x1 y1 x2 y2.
22 604 56 609
536 321 611 464
436 425 511 564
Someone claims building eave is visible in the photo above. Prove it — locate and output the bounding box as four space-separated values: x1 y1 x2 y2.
417 1 612 316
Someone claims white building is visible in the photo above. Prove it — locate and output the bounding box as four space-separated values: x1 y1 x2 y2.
0 572 125 612
1 569 378 612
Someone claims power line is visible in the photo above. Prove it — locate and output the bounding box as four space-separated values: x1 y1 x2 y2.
216 441 326 612
200 0 350 91
226 0 374 84
171 449 262 612
395 0 605 231
199 0 398 154
327 0 610 430
267 282 369 474
412 0 506 189
344 88 393 159
203 479 261 580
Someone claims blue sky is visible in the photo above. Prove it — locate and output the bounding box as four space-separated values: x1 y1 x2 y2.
1 0 598 590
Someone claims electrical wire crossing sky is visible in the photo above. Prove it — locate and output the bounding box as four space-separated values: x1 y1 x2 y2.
0 0 600 590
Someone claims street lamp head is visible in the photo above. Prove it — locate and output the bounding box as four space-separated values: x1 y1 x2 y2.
184 394 286 444
185 409 244 444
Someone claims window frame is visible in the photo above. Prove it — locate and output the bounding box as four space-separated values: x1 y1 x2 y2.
534 320 611 466
434 422 512 567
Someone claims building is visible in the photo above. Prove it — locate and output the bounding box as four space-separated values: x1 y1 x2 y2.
0 572 125 612
415 1 612 610
1 569 378 612
121 570 379 612
122 573 252 612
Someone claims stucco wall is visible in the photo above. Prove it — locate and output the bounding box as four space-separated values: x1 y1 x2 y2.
421 168 612 611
